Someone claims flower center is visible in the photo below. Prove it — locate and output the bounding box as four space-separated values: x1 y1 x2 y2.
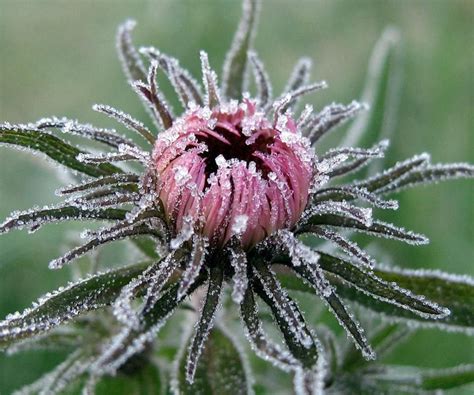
196 124 274 179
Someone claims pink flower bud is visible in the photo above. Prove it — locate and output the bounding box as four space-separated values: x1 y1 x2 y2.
150 99 314 249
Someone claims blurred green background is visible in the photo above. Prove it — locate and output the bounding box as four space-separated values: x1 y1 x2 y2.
0 0 472 393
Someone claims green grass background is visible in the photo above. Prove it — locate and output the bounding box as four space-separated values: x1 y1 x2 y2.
0 0 472 393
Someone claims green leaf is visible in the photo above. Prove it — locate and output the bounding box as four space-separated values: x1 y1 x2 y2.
116 20 147 83
175 327 251 395
341 323 409 373
279 253 474 333
419 364 474 391
254 262 319 370
342 27 402 159
222 0 260 99
0 205 127 235
93 275 207 374
368 267 474 332
0 126 121 177
368 364 474 393
95 360 164 395
280 252 462 329
0 262 149 348
378 162 474 195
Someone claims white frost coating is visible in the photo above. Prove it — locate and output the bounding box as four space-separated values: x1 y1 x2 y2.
282 57 312 95
248 51 273 109
92 103 155 145
177 236 208 299
228 245 248 304
170 216 194 249
173 165 191 186
310 226 376 269
296 104 314 128
200 50 221 107
231 214 249 236
301 201 373 228
253 265 314 348
215 154 227 168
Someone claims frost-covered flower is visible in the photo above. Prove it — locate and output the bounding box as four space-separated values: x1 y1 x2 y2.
150 94 314 249
1 0 473 394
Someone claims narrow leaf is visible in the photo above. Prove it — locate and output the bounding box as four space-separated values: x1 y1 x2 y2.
116 20 147 83
0 125 121 177
185 266 224 384
342 27 402 154
253 262 319 370
298 214 429 246
378 162 474 195
93 275 206 374
277 252 449 322
175 327 250 395
0 205 127 235
0 262 149 348
222 0 260 99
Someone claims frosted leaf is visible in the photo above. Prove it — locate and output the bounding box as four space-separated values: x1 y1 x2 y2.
248 51 272 109
170 216 194 249
177 236 208 299
93 104 155 145
310 226 376 269
317 253 450 320
282 57 312 105
227 241 249 304
48 221 151 269
116 19 147 83
0 123 120 178
57 173 139 196
316 153 349 175
296 263 375 360
377 162 474 195
279 81 327 114
299 216 429 246
314 186 399 210
321 144 385 161
96 280 197 375
76 150 143 165
0 204 126 235
240 288 298 371
35 116 135 150
185 267 223 384
296 104 314 129
327 140 390 179
353 153 430 193
253 264 313 348
221 0 260 99
68 190 140 210
200 51 221 108
0 263 147 347
273 230 320 268
293 365 326 395
132 77 173 132
141 47 204 107
306 101 367 145
115 254 180 327
301 201 373 228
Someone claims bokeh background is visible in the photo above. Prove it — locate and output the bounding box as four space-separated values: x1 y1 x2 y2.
0 0 472 393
